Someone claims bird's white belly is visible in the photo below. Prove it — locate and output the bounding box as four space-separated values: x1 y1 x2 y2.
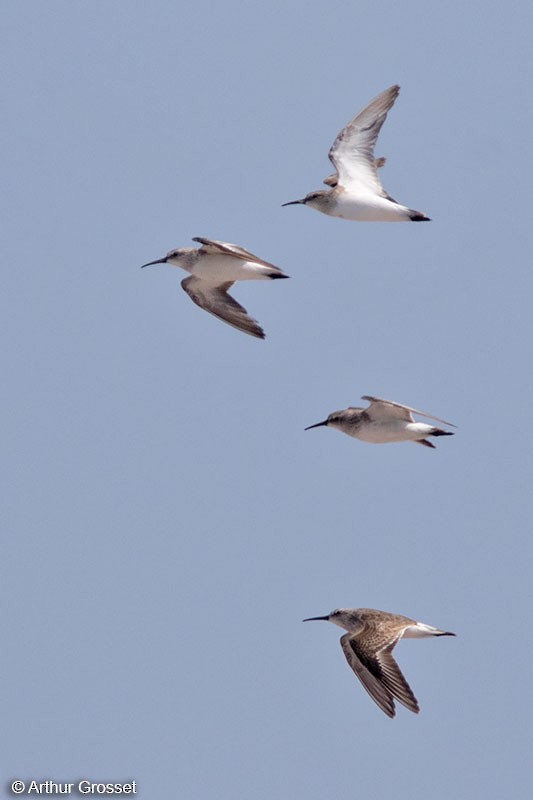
356 422 433 443
331 193 409 222
193 257 271 283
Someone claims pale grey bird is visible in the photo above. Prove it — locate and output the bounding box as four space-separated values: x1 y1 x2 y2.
282 85 430 221
305 395 455 448
141 237 289 339
303 607 455 718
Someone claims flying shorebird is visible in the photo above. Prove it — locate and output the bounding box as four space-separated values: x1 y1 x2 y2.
141 237 289 339
303 607 455 718
282 85 430 221
305 395 455 448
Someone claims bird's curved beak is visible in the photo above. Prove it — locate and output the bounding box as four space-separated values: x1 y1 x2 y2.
281 198 305 207
304 420 328 431
140 257 168 268
303 615 330 622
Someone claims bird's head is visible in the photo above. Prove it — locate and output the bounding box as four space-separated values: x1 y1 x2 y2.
282 190 329 209
141 248 189 269
304 410 346 432
303 609 355 630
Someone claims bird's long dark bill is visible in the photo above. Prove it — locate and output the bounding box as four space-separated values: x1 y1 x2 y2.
281 199 304 206
302 616 330 622
140 258 168 268
304 420 328 431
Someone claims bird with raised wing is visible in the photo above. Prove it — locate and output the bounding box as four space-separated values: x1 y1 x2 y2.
305 395 455 448
141 237 289 339
283 85 430 221
303 607 455 718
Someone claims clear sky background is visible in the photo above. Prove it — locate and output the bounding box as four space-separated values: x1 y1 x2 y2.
3 1 532 798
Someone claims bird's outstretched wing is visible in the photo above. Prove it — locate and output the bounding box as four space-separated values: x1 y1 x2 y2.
340 632 419 718
323 156 386 187
192 237 282 272
328 85 400 196
340 633 396 718
362 395 456 427
181 276 265 339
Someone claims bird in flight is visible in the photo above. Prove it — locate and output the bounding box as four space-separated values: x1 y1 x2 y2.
141 237 289 339
303 607 455 717
283 85 430 222
305 395 455 448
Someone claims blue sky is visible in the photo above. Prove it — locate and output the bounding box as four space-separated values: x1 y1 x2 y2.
3 2 533 798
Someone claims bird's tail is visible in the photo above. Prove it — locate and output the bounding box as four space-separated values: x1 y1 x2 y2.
405 622 456 638
409 209 431 221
